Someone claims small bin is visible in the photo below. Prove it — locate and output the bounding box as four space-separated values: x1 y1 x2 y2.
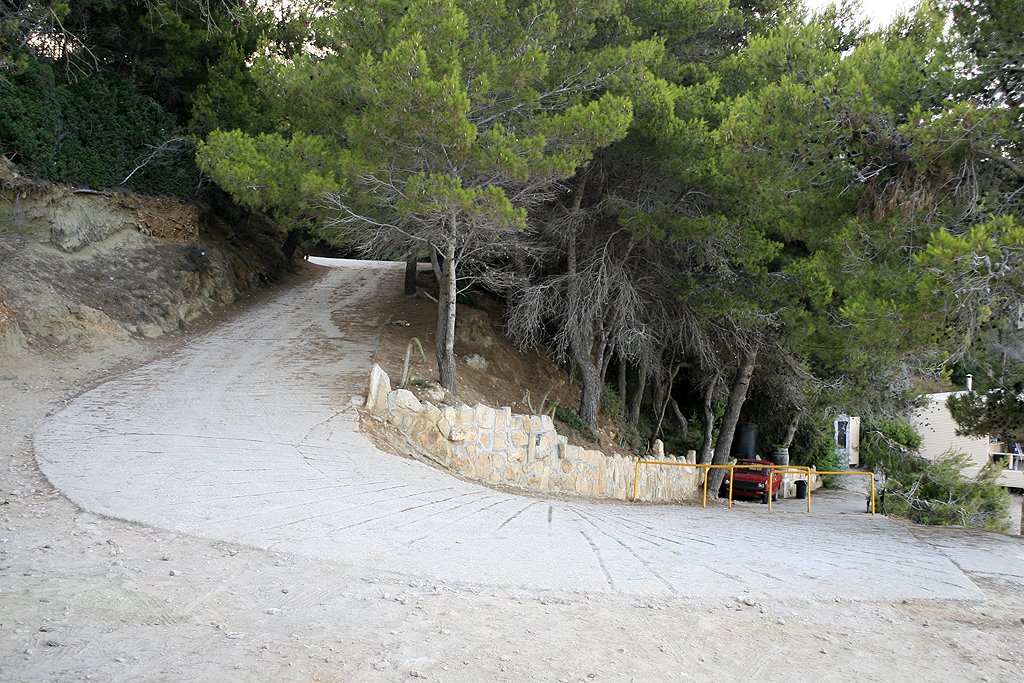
795 480 808 500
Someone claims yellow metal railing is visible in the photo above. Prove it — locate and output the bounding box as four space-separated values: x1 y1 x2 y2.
631 459 875 515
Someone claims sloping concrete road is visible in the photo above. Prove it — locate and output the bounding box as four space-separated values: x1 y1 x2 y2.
34 259 1015 603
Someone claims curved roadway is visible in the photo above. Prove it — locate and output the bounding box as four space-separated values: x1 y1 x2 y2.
35 260 986 602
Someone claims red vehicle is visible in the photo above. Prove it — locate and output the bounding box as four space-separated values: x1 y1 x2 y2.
719 459 783 504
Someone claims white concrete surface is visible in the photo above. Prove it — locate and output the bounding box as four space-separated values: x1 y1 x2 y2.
34 260 1002 602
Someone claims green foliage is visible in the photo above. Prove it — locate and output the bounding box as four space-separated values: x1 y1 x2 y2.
600 384 626 422
860 417 922 470
0 58 196 195
189 42 270 136
555 405 594 439
455 291 482 308
946 0 1024 111
876 417 922 449
881 451 1010 532
197 130 341 221
621 425 647 453
948 385 1024 443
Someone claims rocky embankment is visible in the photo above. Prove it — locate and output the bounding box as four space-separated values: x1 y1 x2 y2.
0 175 291 355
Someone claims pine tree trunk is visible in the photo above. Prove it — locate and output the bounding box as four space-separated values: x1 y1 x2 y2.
565 174 599 429
430 246 443 284
629 361 648 428
707 349 758 492
600 344 613 386
617 359 627 407
435 239 458 394
575 346 602 431
653 364 681 441
404 251 418 295
698 379 716 464
282 228 301 260
670 399 688 438
781 414 800 449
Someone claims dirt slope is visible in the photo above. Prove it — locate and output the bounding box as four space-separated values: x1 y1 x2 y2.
0 172 291 356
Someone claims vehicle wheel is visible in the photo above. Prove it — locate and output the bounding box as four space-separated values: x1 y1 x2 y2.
772 489 780 502
762 491 770 505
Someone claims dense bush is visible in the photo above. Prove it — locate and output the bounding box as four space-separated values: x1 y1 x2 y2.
860 417 923 469
880 451 1010 532
0 59 198 196
555 405 593 438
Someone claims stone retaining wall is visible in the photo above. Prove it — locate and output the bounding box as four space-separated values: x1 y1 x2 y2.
364 365 700 503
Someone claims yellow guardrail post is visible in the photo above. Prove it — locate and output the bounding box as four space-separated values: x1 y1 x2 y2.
632 459 640 502
728 464 735 508
807 469 812 513
870 475 876 515
702 464 709 508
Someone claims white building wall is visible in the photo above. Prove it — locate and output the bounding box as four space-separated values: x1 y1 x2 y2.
913 392 1024 489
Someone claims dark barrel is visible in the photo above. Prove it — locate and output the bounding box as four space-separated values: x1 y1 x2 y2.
732 422 758 459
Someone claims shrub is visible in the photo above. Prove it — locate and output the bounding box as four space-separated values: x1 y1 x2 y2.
880 451 1010 532
600 383 625 422
0 58 198 196
860 417 922 469
555 405 594 439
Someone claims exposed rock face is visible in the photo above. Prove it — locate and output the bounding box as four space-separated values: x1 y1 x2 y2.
0 184 290 352
0 289 27 355
365 364 700 503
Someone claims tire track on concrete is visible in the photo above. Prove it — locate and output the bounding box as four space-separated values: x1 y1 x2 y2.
400 496 516 548
570 505 679 596
579 529 616 591
329 490 478 533
389 491 501 531
259 486 458 537
494 500 543 532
